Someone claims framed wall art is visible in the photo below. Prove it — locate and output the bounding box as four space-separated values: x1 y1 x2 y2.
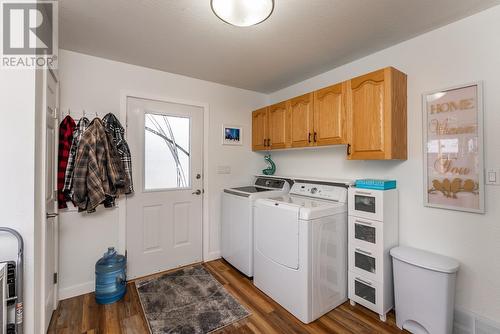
422 82 484 213
222 125 243 145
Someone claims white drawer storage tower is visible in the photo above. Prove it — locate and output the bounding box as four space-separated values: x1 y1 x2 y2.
347 187 398 322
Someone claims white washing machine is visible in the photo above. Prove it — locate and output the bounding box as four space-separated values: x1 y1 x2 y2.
253 180 351 324
221 176 291 277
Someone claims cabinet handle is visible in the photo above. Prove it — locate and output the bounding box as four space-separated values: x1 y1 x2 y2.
355 219 373 226
268 138 271 147
347 143 352 155
355 277 373 286
355 191 373 195
308 133 312 143
314 132 317 142
355 248 373 256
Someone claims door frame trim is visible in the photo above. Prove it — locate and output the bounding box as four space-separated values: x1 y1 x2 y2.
119 91 210 263
38 66 60 333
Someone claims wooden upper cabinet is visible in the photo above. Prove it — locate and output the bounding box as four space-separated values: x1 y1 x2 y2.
347 67 407 160
289 93 314 148
252 107 268 151
268 101 289 149
313 82 347 146
251 67 407 159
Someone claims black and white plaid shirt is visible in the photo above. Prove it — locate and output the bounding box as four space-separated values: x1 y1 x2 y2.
103 113 134 194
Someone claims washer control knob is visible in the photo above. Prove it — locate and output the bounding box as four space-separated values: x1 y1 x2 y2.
310 187 318 194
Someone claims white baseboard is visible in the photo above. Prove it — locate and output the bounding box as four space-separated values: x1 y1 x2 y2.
454 307 500 334
57 252 222 302
58 281 94 301
204 251 221 262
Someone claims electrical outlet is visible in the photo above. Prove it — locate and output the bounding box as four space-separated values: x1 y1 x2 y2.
217 165 231 174
486 169 500 185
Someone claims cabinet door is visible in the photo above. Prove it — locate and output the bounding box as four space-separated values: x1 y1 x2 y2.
313 82 346 146
252 107 268 151
289 93 314 148
347 69 387 159
268 101 289 149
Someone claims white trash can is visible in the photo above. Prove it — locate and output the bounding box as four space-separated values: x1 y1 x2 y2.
390 246 459 334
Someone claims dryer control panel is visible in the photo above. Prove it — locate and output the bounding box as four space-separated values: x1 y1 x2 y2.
290 182 348 202
255 177 286 189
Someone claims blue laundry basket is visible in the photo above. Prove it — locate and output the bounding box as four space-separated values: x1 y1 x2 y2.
95 247 127 304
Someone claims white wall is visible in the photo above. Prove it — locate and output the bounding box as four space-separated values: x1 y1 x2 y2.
0 70 37 332
57 50 268 298
264 6 500 322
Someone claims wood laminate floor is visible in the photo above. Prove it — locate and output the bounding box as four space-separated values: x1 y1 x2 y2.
48 259 407 333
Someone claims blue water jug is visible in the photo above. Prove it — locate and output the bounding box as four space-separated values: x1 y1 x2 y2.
95 247 126 304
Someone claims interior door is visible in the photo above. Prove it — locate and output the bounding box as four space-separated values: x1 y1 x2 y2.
314 82 347 146
126 97 203 279
268 101 289 149
290 93 314 148
43 69 59 331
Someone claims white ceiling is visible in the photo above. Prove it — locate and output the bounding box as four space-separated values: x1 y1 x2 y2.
60 0 500 93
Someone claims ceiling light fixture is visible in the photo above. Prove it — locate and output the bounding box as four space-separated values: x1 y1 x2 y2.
211 0 274 27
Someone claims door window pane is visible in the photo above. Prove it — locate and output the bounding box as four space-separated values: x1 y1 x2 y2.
144 113 190 190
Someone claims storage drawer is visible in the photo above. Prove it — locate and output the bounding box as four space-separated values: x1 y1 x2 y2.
348 272 383 314
348 216 382 251
349 242 382 282
348 188 384 221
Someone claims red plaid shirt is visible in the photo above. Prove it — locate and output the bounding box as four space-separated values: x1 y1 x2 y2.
58 115 76 209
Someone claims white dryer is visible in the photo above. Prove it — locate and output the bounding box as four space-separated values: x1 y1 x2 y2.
253 180 351 324
221 176 291 277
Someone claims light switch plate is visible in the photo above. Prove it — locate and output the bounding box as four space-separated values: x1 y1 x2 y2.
486 169 500 185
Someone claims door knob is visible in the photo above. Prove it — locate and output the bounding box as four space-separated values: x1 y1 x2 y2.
46 212 58 219
192 190 202 195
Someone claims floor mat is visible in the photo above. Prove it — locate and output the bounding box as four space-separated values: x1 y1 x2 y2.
136 264 250 333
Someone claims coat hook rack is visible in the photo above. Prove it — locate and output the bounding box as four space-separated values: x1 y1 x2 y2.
67 108 71 116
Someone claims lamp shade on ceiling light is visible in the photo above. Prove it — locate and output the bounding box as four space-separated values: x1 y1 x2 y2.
211 0 274 27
